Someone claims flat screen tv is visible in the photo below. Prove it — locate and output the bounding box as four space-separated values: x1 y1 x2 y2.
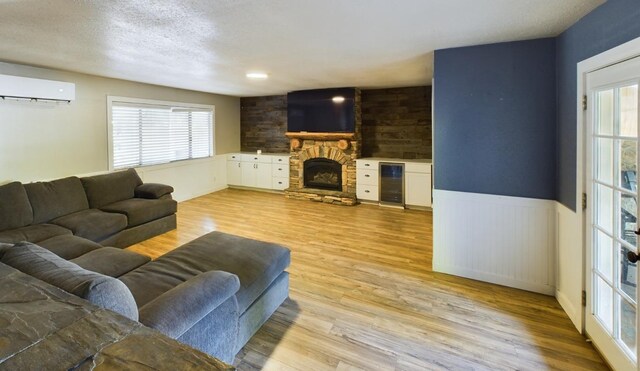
287 87 355 133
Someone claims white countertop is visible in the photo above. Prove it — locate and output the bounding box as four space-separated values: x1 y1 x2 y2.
358 157 432 164
231 152 290 156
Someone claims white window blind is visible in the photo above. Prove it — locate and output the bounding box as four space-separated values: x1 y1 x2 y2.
109 99 214 169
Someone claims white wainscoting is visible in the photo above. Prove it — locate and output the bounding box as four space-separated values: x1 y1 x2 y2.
433 189 556 295
136 156 228 202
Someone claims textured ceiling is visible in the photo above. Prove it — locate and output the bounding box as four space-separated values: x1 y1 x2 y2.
0 0 603 97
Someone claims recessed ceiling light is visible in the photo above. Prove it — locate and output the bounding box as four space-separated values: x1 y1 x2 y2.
332 96 345 103
246 72 268 79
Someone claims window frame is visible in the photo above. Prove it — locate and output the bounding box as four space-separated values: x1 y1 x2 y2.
107 96 215 171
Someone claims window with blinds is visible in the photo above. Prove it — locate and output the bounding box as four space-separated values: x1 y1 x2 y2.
108 98 214 169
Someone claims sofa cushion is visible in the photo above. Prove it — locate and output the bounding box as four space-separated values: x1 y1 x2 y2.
24 177 89 224
51 209 127 242
100 198 177 228
119 231 291 313
0 241 138 320
0 181 33 230
81 169 143 209
36 234 103 260
71 247 151 277
135 183 174 199
0 224 72 244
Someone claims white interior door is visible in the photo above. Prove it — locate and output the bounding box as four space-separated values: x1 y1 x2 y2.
586 56 640 370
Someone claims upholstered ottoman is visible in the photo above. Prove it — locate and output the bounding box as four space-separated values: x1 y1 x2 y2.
119 231 291 362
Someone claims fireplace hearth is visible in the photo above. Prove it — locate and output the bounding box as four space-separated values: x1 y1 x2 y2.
304 158 342 191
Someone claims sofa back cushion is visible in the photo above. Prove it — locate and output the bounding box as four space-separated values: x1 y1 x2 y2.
24 177 90 224
81 169 143 209
0 241 139 321
0 181 33 231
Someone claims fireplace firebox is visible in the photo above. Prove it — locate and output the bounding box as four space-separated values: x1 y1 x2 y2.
303 158 342 191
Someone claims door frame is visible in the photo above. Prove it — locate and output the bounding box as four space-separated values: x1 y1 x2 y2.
578 36 640 369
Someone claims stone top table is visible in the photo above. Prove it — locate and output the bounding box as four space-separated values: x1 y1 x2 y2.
0 262 233 370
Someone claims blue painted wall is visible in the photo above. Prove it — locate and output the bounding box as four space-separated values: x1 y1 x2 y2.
433 38 557 199
556 0 640 210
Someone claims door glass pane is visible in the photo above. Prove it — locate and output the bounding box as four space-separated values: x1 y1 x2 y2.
597 231 614 281
620 85 638 137
597 184 614 233
620 194 637 248
597 138 614 184
597 89 614 135
619 140 637 192
619 298 637 356
596 276 614 333
620 242 638 302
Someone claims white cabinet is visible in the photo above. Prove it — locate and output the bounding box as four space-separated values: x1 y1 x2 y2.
404 162 432 207
226 154 242 185
271 156 290 190
226 153 289 191
356 158 432 208
356 159 379 201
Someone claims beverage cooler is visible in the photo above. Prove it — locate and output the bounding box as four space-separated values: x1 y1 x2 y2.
379 162 404 207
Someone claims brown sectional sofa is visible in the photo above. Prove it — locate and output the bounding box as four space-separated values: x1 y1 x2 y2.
0 168 177 249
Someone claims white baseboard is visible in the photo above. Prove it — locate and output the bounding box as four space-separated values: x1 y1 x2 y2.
433 189 556 295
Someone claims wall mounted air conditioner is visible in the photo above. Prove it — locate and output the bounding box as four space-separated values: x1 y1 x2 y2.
0 74 75 102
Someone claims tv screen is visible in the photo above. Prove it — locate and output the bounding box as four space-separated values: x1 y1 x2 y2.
287 88 355 133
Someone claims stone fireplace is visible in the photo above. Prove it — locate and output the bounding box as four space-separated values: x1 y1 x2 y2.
285 133 359 205
284 90 361 205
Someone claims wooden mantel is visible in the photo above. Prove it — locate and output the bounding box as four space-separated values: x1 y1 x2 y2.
285 132 355 140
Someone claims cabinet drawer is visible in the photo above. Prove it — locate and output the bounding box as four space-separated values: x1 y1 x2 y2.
357 184 379 201
356 169 378 186
272 177 289 190
227 153 242 161
405 162 431 174
272 165 289 177
241 154 272 163
272 156 289 164
356 159 379 170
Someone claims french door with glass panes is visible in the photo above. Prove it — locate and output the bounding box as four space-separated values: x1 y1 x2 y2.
587 56 640 370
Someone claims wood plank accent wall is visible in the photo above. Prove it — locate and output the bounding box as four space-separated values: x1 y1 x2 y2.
361 86 432 159
240 86 431 158
240 95 289 153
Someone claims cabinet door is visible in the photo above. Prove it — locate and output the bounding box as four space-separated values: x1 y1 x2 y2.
256 163 273 189
227 161 242 185
241 162 257 187
405 172 431 207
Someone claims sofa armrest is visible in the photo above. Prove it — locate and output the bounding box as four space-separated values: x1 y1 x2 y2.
138 271 240 339
134 183 174 199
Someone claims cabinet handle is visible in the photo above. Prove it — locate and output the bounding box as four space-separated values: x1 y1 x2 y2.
254 157 258 160
278 182 282 184
278 168 282 171
365 164 370 167
365 174 370 177
238 163 240 168
365 190 370 193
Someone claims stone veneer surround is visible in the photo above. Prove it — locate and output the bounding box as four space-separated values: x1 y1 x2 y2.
286 135 359 205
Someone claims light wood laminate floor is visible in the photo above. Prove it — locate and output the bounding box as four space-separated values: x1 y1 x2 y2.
128 189 608 371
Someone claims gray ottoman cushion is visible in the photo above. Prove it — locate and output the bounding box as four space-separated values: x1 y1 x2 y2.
0 224 72 244
1 242 138 320
120 231 291 313
51 209 127 242
0 181 33 230
101 198 177 227
71 247 151 277
81 169 143 209
36 234 103 260
23 177 89 224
